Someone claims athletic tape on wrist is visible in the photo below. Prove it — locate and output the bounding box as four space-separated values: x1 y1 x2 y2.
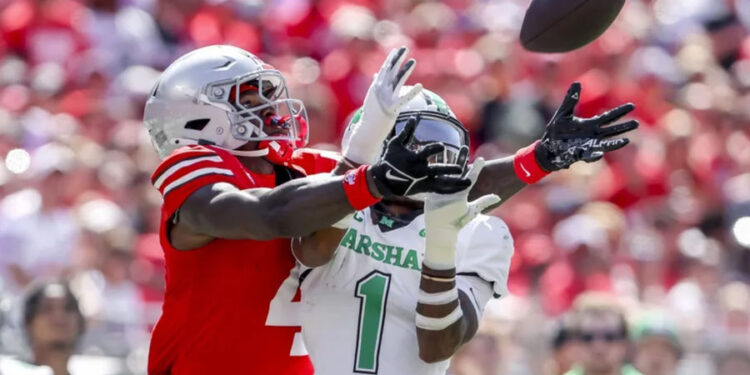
416 306 463 331
513 140 549 184
418 288 459 305
421 274 455 283
342 165 381 210
422 256 457 272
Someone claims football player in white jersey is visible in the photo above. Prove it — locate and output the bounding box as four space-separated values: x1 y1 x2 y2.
297 90 509 375
293 72 639 374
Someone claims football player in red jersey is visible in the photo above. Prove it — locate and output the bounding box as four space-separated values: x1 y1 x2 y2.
142 45 472 375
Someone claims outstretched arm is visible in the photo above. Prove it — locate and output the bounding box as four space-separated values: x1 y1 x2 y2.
469 82 638 204
175 173 372 246
468 156 525 203
174 119 469 250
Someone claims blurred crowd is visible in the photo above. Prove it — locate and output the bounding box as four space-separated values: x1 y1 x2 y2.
0 0 749 374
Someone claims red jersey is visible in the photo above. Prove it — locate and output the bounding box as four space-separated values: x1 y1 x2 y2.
148 145 338 375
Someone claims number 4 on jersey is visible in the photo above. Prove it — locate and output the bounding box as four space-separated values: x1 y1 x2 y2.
266 265 308 356
354 271 391 373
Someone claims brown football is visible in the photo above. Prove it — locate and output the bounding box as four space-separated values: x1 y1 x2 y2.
520 0 626 53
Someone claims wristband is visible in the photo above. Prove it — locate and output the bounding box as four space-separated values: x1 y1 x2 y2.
513 140 549 184
343 165 381 210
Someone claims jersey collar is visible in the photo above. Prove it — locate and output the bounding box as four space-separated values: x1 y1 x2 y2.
369 202 423 233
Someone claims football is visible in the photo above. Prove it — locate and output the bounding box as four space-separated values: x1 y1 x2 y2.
520 0 626 53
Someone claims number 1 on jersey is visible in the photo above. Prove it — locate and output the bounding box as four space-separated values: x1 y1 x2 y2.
354 271 391 373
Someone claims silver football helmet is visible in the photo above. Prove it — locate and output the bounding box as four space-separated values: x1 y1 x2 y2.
144 45 308 159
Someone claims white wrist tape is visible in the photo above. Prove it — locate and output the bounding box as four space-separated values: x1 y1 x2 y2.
416 305 463 331
418 288 458 305
423 240 458 270
331 213 354 230
423 228 459 270
424 199 463 270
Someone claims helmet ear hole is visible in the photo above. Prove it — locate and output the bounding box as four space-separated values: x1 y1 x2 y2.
184 119 210 131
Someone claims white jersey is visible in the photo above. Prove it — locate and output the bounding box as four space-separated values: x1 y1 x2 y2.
299 206 513 375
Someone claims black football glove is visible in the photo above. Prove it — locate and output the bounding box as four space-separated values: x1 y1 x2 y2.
370 117 471 197
535 82 639 172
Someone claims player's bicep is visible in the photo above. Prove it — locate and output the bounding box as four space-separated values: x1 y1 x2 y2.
291 227 345 267
457 290 480 344
456 275 494 343
289 155 355 265
177 182 277 241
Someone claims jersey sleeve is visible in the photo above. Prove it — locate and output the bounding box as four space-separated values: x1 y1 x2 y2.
290 148 341 175
455 215 514 299
150 145 238 216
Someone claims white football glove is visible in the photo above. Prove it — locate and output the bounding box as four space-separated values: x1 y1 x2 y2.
423 158 501 270
343 46 424 165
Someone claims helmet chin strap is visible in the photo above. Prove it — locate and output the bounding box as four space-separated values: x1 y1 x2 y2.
226 148 269 157
235 123 295 164
170 137 270 157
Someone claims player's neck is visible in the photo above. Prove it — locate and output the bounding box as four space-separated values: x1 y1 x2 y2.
380 199 423 215
384 204 413 216
238 156 275 175
234 141 275 174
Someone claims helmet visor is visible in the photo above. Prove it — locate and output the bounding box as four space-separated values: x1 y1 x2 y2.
393 113 468 166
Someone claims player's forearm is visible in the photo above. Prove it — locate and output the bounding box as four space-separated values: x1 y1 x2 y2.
250 173 372 239
182 171 377 241
415 266 478 363
469 156 527 204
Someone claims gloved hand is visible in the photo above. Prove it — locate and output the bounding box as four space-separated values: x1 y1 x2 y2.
343 46 423 165
423 158 501 269
370 117 470 197
535 82 639 171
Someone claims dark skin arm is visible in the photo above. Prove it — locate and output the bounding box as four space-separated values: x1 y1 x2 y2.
171 169 380 250
290 161 351 266
470 83 639 204
468 156 526 205
415 265 480 363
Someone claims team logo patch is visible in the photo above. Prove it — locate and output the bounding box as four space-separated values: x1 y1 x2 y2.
344 171 357 185
379 216 395 228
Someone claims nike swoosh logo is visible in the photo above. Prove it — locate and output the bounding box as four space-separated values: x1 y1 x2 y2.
385 169 409 182
520 163 531 177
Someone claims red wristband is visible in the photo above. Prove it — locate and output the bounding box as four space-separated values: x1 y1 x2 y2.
513 140 549 184
343 165 381 210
